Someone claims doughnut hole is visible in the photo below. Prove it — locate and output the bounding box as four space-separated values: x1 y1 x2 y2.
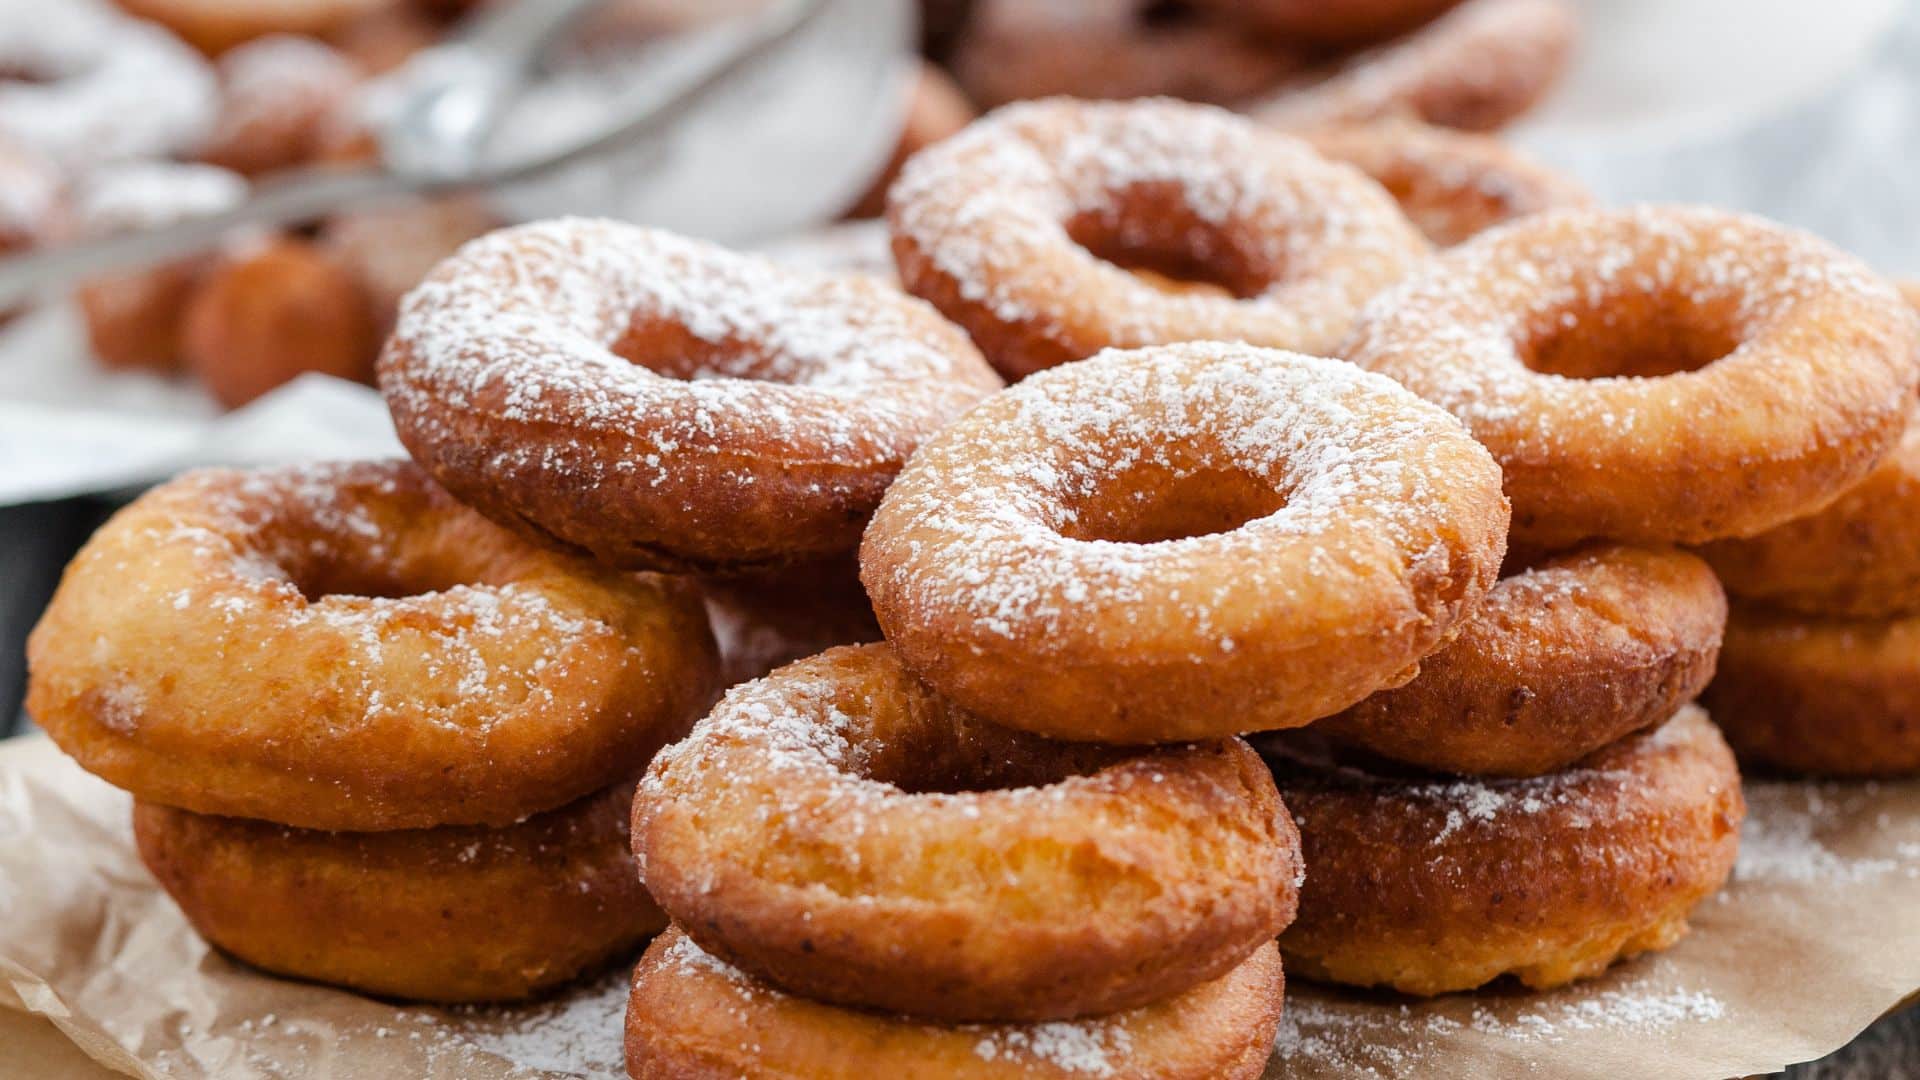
1522 289 1746 380
1054 462 1288 545
1065 189 1271 300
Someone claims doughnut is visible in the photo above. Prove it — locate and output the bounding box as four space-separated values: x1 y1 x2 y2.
861 342 1508 744
888 98 1428 380
183 236 380 408
321 193 501 331
114 0 401 56
1199 0 1463 45
699 557 881 690
847 62 975 220
26 460 717 831
632 643 1302 1022
625 929 1287 1080
1253 0 1577 133
69 162 249 372
134 780 664 1003
380 219 1002 575
1703 604 1920 777
1302 120 1591 246
1343 205 1920 548
0 1 217 168
1316 544 1727 777
1263 706 1743 995
198 34 362 177
1700 405 1920 618
950 0 1302 110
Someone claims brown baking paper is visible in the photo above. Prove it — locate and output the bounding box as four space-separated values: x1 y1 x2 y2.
4 732 1919 1080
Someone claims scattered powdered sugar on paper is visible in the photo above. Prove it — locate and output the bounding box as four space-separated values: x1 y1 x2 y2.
1275 976 1726 1079
444 970 632 1079
1736 783 1920 885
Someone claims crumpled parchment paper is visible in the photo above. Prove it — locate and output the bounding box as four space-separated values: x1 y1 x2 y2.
4 732 1919 1079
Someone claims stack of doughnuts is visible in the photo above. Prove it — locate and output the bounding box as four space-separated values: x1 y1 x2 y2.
24 80 1920 1074
627 340 1507 1077
26 461 719 1001
1295 203 1920 994
1697 285 1920 777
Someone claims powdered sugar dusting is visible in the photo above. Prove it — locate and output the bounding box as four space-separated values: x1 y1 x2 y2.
864 341 1499 657
1343 203 1918 464
0 0 216 168
383 218 998 504
69 161 248 237
888 97 1424 352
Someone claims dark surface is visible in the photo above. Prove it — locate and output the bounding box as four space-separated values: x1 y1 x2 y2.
0 497 1913 1074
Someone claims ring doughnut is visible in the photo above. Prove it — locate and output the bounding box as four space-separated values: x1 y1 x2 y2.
634 643 1301 1023
115 0 400 56
1199 0 1464 45
69 162 249 372
1343 205 1920 548
134 781 664 1003
26 460 717 831
380 219 1002 574
1700 404 1920 618
861 342 1509 744
699 558 881 690
889 98 1427 380
1703 605 1920 777
950 0 1301 111
1253 0 1577 133
0 2 217 168
1316 544 1726 777
1263 706 1743 995
1302 121 1591 246
198 34 362 177
625 929 1287 1080
183 236 380 408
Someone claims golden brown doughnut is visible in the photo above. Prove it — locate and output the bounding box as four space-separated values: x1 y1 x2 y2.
135 781 664 1004
625 928 1287 1080
1264 706 1743 995
1201 0 1463 45
634 644 1301 1023
862 343 1508 744
114 0 402 56
27 460 717 831
1254 0 1577 132
1344 205 1920 548
183 236 379 408
1700 405 1920 619
847 62 975 220
380 219 1002 575
1317 544 1726 777
888 97 1428 380
699 557 881 690
198 34 362 177
67 163 248 372
1704 604 1920 777
1302 120 1592 246
950 0 1303 110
